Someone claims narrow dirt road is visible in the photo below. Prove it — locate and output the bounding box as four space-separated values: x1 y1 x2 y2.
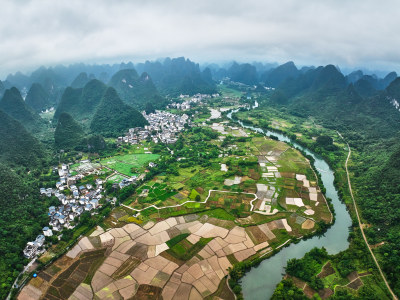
340 132 398 300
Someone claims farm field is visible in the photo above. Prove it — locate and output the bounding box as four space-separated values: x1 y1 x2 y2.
124 129 331 233
101 153 160 176
20 103 335 300
107 174 127 183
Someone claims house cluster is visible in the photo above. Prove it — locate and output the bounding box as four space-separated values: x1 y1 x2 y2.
23 235 45 259
47 180 103 231
118 111 190 144
117 177 137 189
24 163 105 258
169 93 219 110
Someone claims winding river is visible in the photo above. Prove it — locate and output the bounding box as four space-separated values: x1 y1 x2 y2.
227 102 352 299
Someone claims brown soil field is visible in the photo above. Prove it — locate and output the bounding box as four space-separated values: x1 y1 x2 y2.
302 219 315 230
318 288 334 299
133 284 163 299
303 284 317 298
317 262 335 278
245 226 268 244
346 271 358 282
280 172 295 178
347 278 363 290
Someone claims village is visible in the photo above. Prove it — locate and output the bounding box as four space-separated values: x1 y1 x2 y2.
23 110 195 259
167 93 220 111
23 162 106 259
117 110 190 145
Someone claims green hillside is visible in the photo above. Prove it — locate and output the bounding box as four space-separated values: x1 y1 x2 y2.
109 69 165 108
90 87 148 137
0 109 47 168
0 164 50 299
54 112 85 150
25 83 50 112
0 87 45 133
70 72 90 88
54 79 107 124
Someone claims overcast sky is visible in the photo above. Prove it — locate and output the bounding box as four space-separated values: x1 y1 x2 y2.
0 0 399 77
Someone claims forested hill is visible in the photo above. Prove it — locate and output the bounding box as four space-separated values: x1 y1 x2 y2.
25 83 51 112
109 69 166 108
257 65 400 294
90 87 148 137
70 72 91 88
54 112 85 150
274 66 400 142
261 61 300 87
0 109 47 169
0 80 5 97
0 164 50 299
0 87 46 134
54 79 107 123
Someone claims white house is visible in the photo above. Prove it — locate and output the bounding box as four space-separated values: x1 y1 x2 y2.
42 227 53 237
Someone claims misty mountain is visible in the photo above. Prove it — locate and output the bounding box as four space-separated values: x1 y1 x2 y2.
54 79 107 124
5 72 31 90
90 87 148 137
135 57 217 96
70 72 91 88
345 70 364 84
0 80 5 97
353 78 378 98
54 112 85 150
386 77 400 100
0 109 47 168
261 61 300 87
227 62 258 85
0 87 45 133
25 83 50 112
109 68 166 108
267 64 400 141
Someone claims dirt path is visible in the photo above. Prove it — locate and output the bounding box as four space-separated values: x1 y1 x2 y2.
122 189 257 213
338 131 398 300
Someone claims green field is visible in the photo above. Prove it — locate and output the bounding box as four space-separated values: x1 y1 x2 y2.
101 153 160 176
107 174 127 183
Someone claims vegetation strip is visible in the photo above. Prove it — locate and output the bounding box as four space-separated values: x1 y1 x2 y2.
340 132 398 300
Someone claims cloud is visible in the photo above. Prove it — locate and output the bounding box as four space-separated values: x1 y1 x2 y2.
0 0 399 77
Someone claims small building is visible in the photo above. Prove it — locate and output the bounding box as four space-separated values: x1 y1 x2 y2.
90 199 99 209
58 215 66 225
43 227 53 237
34 235 45 247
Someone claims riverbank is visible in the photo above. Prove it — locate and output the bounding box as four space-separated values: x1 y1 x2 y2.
232 103 393 299
226 104 352 299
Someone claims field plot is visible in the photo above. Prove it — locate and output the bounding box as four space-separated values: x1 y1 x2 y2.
101 153 160 176
107 174 127 183
22 105 338 300
23 214 294 300
70 161 101 175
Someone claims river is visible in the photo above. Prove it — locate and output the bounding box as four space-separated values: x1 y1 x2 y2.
227 102 352 299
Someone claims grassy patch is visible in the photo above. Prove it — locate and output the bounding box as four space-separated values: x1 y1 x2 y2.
101 153 160 176
166 233 190 248
107 174 127 183
189 189 200 200
112 257 141 280
198 208 236 221
167 237 213 261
